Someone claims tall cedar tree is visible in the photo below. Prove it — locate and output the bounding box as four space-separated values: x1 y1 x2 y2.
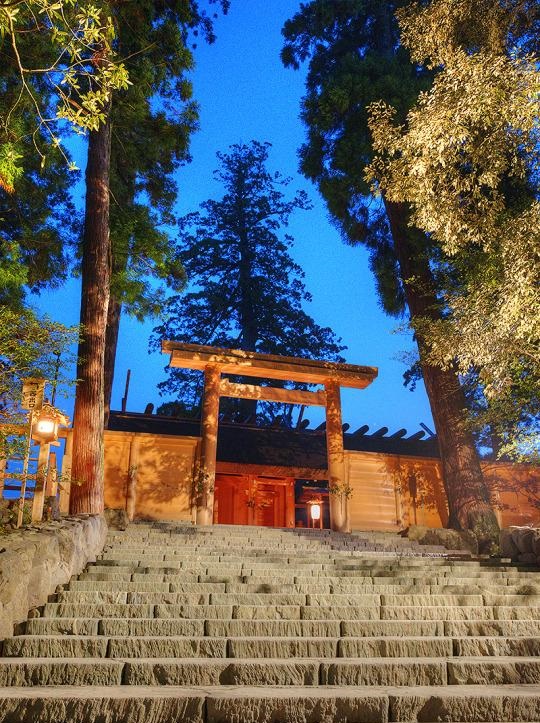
104 2 232 416
70 2 228 514
154 141 345 422
281 0 499 544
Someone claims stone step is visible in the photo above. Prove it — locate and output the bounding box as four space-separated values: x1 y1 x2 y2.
74 577 539 596
94 559 528 577
2 655 540 687
0 658 124 686
68 580 173 592
106 549 338 560
25 616 540 640
123 657 447 687
0 684 539 722
379 606 540 621
444 620 540 636
81 568 537 583
453 637 540 657
42 599 540 622
3 636 228 658
7 632 539 660
205 620 437 638
104 539 437 549
71 575 227 592
103 543 421 552
43 603 156 618
95 556 531 570
25 618 205 637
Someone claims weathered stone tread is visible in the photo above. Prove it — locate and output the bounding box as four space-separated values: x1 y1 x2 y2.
1 685 538 722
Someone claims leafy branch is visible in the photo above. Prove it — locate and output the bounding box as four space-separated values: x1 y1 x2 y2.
1 0 130 190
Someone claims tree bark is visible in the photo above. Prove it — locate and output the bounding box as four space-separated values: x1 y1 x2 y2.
70 112 112 515
384 198 499 545
103 294 121 425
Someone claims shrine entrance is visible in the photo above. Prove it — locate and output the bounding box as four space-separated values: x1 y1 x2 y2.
162 342 377 532
214 474 295 528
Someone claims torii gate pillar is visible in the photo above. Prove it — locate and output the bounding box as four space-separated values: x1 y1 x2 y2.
325 380 349 533
196 364 221 525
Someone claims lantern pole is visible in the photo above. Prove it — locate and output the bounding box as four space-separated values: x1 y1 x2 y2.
17 409 34 529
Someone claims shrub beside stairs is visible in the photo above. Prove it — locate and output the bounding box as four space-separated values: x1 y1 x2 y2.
0 521 539 722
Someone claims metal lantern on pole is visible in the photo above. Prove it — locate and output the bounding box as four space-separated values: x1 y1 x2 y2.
17 380 70 527
31 403 63 444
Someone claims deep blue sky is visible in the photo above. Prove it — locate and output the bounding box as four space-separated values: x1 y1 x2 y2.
37 0 435 436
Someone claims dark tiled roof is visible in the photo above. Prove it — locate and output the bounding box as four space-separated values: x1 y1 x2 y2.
108 411 440 469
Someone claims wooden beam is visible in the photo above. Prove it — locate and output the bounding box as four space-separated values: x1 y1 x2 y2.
219 379 326 406
216 461 328 480
162 341 377 390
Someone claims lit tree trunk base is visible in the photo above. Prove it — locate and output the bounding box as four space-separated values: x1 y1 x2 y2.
422 362 500 553
70 112 112 516
384 198 499 551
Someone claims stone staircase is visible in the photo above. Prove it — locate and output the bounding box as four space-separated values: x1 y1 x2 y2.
1 521 540 722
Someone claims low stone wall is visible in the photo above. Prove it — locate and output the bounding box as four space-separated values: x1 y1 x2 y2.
0 515 107 638
500 526 540 564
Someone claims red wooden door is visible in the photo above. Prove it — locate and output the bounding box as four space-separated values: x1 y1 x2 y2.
214 474 292 528
214 474 249 525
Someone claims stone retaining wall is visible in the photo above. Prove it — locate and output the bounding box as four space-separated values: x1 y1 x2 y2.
500 526 540 564
0 515 107 638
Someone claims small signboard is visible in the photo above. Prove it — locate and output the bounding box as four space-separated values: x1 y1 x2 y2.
21 378 45 411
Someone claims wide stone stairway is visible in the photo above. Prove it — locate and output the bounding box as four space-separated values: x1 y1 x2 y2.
1 521 540 722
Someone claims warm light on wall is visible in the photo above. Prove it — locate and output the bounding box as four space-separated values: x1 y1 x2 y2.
310 503 321 521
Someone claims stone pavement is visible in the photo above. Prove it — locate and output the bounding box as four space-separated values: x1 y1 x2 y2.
0 521 539 721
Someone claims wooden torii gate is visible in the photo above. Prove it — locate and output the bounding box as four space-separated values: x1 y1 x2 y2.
162 342 378 532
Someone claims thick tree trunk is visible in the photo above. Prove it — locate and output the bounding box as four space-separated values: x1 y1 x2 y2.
384 199 499 546
70 113 112 515
103 294 121 425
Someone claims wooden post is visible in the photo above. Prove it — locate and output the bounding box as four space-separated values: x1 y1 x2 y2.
59 430 73 515
45 452 60 520
325 380 349 533
45 452 58 497
196 364 221 526
0 457 6 500
32 441 50 523
286 480 295 528
126 435 140 521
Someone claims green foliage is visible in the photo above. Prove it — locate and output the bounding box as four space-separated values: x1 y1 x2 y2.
0 0 130 185
0 144 22 194
0 135 77 309
281 1 432 315
0 305 77 458
153 140 345 421
367 0 540 460
0 2 80 311
107 1 229 321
